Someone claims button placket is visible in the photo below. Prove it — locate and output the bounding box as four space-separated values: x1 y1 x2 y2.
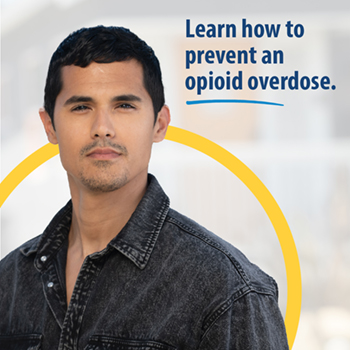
59 256 104 350
41 261 67 329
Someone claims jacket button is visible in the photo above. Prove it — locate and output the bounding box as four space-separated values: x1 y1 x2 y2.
41 256 47 262
47 282 54 288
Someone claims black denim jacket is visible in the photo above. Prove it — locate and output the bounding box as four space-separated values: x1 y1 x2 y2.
0 175 289 350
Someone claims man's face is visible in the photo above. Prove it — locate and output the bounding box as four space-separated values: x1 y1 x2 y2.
40 60 169 194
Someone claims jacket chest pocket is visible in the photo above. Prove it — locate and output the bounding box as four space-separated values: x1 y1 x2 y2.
0 333 42 350
85 335 176 350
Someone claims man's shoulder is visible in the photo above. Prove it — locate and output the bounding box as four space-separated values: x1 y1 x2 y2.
0 200 72 272
0 234 41 270
163 208 278 297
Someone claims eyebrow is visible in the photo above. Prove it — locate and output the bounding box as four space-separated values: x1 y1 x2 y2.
64 94 142 106
111 94 142 103
64 96 93 106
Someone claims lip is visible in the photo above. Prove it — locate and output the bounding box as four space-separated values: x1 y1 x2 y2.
86 147 122 160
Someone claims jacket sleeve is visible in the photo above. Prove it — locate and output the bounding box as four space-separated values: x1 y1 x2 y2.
197 291 289 350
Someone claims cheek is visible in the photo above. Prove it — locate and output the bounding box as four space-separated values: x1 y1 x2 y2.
55 133 82 172
122 119 155 146
137 131 155 153
125 130 155 165
55 120 88 151
57 143 76 173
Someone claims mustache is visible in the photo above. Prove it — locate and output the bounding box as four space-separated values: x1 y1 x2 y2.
80 140 128 157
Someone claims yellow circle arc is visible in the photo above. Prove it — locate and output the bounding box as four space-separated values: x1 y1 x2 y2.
0 125 301 349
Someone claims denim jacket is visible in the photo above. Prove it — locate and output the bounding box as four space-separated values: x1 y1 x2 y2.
0 174 289 350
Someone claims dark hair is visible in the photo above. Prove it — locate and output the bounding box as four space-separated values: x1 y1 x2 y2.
44 25 165 125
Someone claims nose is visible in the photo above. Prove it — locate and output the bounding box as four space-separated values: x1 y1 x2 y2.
90 109 116 139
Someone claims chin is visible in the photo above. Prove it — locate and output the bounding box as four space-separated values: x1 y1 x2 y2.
79 172 129 193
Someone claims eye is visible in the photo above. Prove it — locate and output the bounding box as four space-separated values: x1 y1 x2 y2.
72 105 90 112
118 103 135 109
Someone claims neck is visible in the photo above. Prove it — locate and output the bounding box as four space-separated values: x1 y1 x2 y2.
67 172 148 259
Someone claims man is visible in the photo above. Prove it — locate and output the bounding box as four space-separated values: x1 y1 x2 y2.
0 26 289 349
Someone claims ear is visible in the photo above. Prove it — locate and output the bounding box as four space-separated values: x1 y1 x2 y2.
153 105 171 143
39 108 58 144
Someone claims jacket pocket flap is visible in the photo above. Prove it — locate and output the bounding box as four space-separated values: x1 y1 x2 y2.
0 333 42 350
85 335 176 350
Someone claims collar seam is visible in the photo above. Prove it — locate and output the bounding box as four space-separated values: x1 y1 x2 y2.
113 196 170 270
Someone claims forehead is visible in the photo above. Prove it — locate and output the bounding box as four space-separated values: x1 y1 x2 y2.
58 60 146 98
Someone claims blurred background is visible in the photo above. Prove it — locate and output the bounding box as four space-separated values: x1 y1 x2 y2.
1 0 350 348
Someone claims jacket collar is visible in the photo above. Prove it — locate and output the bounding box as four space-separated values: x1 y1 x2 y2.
20 174 170 271
109 174 169 269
